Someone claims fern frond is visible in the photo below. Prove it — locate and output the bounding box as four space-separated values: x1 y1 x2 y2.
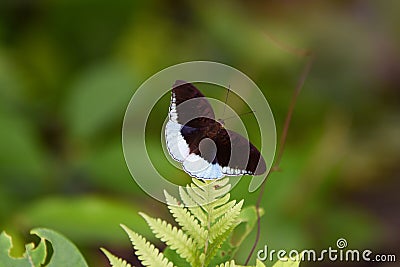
209 182 231 200
185 184 207 206
217 260 236 267
190 183 208 202
210 200 243 243
120 224 175 267
139 213 200 266
179 186 207 225
212 200 236 220
101 248 133 267
164 191 208 247
205 222 239 266
256 259 267 267
208 193 231 221
188 178 231 206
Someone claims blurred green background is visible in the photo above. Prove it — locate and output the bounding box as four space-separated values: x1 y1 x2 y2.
0 1 399 266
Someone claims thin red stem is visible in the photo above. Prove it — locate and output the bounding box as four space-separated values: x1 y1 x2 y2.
244 51 314 265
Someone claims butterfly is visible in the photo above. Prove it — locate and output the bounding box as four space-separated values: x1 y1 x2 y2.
165 80 266 179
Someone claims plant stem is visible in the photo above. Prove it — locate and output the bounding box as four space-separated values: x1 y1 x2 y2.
244 48 314 265
202 179 213 267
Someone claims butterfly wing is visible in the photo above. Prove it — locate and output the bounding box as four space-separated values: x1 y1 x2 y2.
166 80 266 179
215 129 267 176
166 80 215 163
166 117 225 179
170 80 215 127
179 120 224 179
166 81 213 164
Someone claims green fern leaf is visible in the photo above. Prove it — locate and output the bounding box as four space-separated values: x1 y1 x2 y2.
205 222 239 266
164 191 208 247
208 194 231 221
217 260 236 267
100 248 133 267
256 259 267 267
178 186 207 225
185 184 207 206
190 184 208 202
189 178 230 204
212 200 236 221
210 200 243 243
120 224 175 267
210 183 231 200
139 213 200 266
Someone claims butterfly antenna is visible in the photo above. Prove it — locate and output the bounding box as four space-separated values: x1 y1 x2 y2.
221 85 230 118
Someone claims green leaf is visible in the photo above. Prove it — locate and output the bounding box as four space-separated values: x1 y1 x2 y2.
0 231 38 267
0 111 46 179
120 224 175 267
64 62 136 138
101 248 133 267
217 260 237 267
0 229 89 267
231 206 264 248
163 248 191 267
140 213 200 266
25 239 46 267
164 191 207 247
210 200 243 243
178 186 207 225
205 222 238 266
31 228 88 267
255 259 267 267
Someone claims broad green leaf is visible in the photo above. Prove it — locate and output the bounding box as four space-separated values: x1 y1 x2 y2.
0 231 39 267
31 228 88 267
64 62 136 138
84 140 141 193
0 229 88 267
25 239 46 267
0 111 46 179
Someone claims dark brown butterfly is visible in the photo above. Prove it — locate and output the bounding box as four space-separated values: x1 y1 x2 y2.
165 80 266 179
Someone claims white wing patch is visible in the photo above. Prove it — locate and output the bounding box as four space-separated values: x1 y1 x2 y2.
222 166 251 176
165 121 190 162
183 154 224 179
165 118 249 178
169 92 178 122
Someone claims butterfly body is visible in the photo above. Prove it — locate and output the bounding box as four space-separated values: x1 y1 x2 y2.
165 80 266 179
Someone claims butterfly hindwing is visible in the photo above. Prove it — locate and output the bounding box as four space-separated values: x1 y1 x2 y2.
215 129 266 176
165 121 190 162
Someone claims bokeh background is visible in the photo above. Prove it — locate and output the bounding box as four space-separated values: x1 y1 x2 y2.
1 1 399 266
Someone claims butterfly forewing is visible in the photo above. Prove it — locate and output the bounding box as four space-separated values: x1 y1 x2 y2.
171 80 215 127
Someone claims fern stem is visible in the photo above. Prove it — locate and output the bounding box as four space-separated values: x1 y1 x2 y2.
202 179 213 267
